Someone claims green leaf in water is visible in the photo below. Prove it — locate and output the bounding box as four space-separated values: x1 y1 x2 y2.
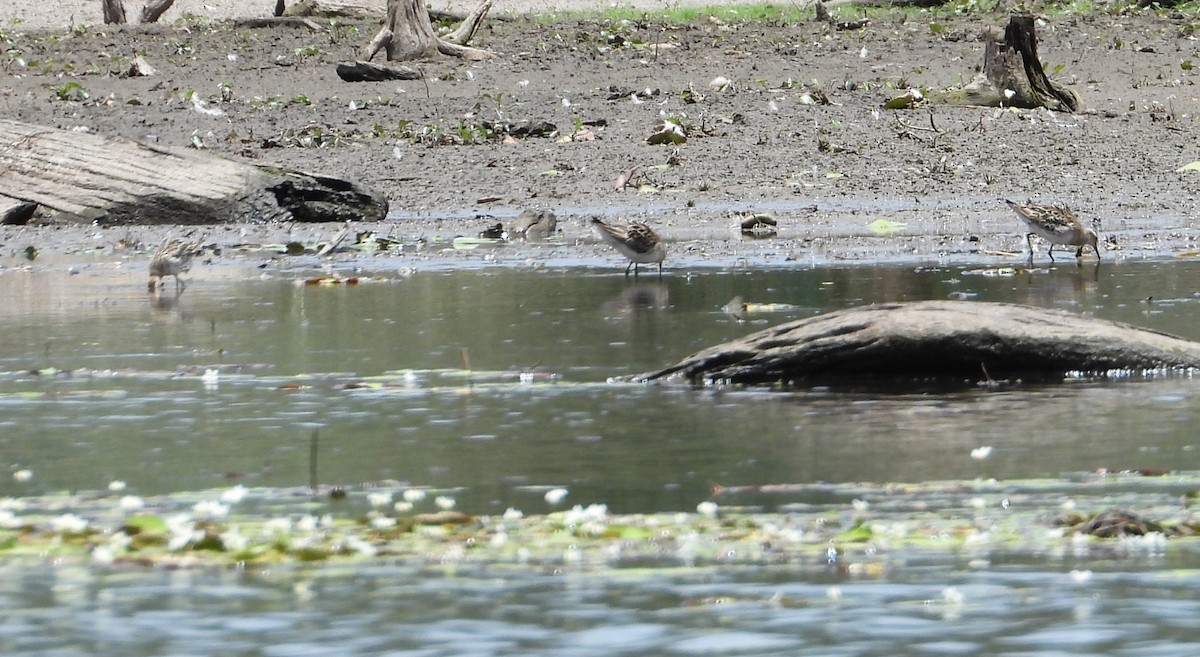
123 514 168 535
192 532 226 552
451 237 506 250
604 524 655 540
868 219 907 236
835 520 873 542
294 546 332 562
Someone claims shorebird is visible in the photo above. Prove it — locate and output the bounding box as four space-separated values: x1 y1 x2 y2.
1005 200 1100 262
148 237 203 292
591 217 666 275
514 209 558 241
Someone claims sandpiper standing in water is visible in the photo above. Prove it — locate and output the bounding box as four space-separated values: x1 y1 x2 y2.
148 236 204 292
591 217 666 275
1005 200 1101 262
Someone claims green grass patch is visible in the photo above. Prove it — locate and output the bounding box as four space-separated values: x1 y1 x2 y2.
530 0 1200 27
535 2 810 26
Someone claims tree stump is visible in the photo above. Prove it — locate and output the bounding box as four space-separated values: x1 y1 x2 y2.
101 0 127 24
101 0 177 24
936 15 1081 113
363 0 493 61
995 16 1080 112
0 119 387 225
635 301 1200 387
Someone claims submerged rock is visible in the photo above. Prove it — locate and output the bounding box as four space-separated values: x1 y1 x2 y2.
637 300 1200 387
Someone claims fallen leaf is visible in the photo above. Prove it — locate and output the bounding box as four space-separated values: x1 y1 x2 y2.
883 88 924 110
868 219 907 236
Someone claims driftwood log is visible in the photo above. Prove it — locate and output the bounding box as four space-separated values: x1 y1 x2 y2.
0 199 38 225
637 301 1200 387
0 119 387 225
283 0 385 17
336 60 422 82
936 15 1081 112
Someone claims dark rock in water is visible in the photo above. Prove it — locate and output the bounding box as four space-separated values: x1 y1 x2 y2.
478 223 506 239
636 300 1200 387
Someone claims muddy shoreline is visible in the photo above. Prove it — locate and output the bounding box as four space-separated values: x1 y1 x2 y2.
2 7 1199 274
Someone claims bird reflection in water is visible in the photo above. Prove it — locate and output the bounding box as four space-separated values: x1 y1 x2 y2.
601 282 669 321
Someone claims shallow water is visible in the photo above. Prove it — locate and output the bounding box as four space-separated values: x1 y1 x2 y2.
1 260 1198 508
3 258 1200 655
4 555 1200 656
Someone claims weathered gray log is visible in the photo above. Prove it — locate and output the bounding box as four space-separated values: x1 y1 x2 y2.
442 0 492 45
637 301 1200 386
139 0 176 23
0 119 387 226
284 0 387 17
336 60 422 82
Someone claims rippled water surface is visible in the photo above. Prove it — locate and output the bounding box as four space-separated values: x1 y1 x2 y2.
3 258 1200 655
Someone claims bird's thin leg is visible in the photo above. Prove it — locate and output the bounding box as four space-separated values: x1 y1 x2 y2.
1047 245 1055 263
1074 246 1084 258
624 261 634 276
1092 245 1102 260
1026 233 1035 256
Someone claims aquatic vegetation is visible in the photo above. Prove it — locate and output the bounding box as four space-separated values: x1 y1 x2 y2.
1 472 1199 569
544 487 569 505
